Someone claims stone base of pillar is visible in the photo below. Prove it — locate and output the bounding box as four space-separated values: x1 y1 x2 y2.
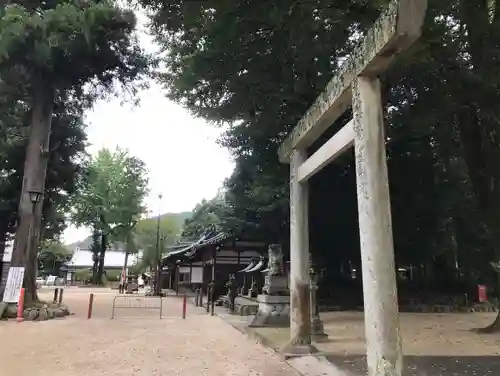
248 294 290 328
281 341 318 358
263 275 289 295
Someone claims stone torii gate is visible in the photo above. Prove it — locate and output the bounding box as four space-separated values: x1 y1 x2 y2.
278 0 428 375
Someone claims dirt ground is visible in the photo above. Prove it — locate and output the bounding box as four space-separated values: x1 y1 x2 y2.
251 310 500 356
0 288 298 376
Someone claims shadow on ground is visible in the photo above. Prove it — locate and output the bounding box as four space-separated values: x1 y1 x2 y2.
327 355 500 375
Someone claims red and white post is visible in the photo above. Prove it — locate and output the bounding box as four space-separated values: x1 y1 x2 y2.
16 288 25 323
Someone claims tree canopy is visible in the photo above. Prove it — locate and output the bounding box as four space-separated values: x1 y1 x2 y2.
1 0 152 300
140 0 500 308
133 215 182 272
38 240 72 276
181 197 223 239
72 147 149 283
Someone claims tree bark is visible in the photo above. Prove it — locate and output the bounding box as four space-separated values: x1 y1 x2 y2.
122 235 129 286
458 105 500 332
90 229 100 284
458 0 500 331
0 231 6 288
123 251 129 279
0 239 5 262
97 232 107 284
10 80 54 303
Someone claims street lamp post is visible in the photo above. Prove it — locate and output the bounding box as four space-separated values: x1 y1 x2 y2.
28 189 43 283
154 194 163 295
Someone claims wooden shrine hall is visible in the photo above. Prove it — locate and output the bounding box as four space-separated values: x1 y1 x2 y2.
161 227 267 297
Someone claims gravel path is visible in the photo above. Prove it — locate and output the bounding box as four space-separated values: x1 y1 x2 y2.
0 288 298 376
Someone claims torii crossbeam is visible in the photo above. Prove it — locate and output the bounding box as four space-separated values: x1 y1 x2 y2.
278 1 428 375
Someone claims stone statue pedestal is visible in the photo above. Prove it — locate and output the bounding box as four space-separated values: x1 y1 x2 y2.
263 275 289 295
248 294 290 328
249 244 290 328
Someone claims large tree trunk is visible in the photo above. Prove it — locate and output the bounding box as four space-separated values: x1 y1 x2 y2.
122 232 130 284
457 0 500 332
10 81 54 304
91 229 100 284
0 232 7 292
123 251 129 278
459 105 500 332
97 232 107 284
121 233 130 287
0 239 5 263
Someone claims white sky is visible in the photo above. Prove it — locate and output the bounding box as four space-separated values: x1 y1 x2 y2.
62 10 234 244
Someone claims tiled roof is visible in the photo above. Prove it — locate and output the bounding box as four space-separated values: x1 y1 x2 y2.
163 229 230 264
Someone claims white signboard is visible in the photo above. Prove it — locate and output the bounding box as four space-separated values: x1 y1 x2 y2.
46 275 56 285
2 267 25 303
191 267 203 284
66 272 72 281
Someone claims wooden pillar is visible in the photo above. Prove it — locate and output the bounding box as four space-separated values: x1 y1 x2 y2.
286 149 312 351
175 265 180 296
212 248 217 302
168 267 172 289
352 76 402 376
212 249 217 280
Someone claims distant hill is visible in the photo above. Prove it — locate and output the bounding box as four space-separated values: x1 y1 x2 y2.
66 211 192 250
156 211 192 229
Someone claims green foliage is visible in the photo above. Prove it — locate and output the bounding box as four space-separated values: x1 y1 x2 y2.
104 269 121 283
72 147 149 233
72 147 149 282
74 268 91 282
2 0 152 299
162 211 192 229
133 216 181 271
141 0 500 293
138 0 381 245
0 1 150 94
182 197 223 239
38 240 73 275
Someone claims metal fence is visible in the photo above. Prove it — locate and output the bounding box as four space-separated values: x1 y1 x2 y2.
111 294 163 319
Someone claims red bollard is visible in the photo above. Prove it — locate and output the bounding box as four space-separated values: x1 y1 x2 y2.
87 293 94 319
17 288 25 323
182 294 187 319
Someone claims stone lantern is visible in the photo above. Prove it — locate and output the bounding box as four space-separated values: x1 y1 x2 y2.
309 261 328 341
